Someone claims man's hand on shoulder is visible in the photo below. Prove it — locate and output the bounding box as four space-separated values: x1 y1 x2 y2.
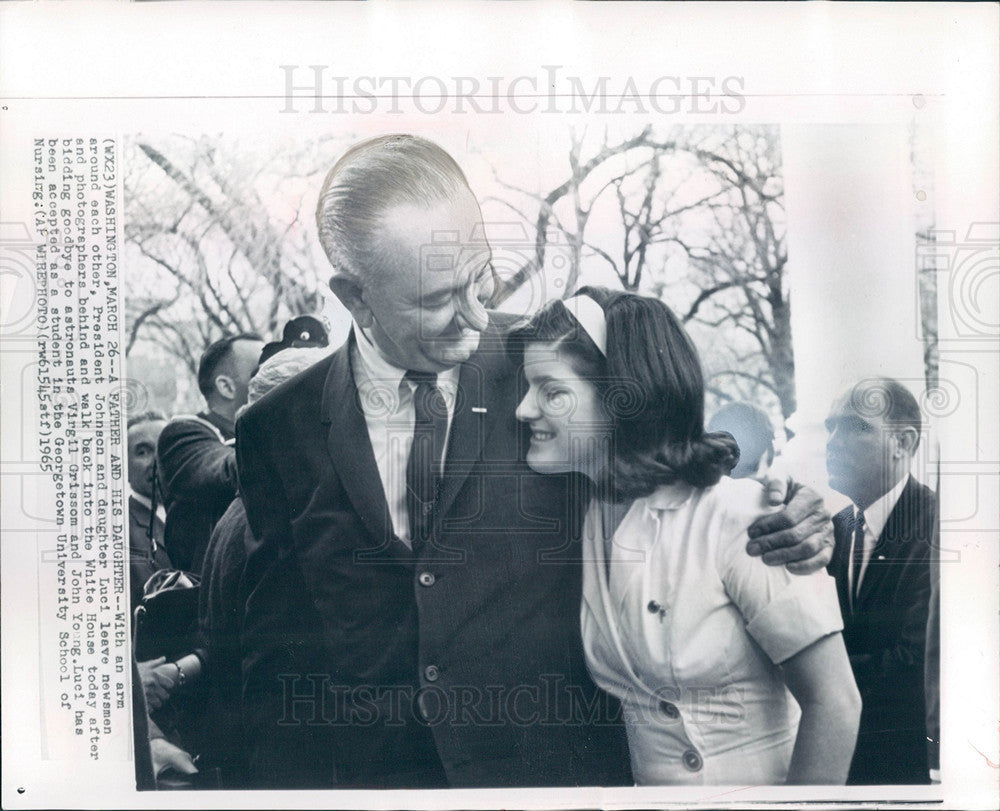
746 476 834 574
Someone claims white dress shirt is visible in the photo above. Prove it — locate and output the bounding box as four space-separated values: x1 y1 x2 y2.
581 476 844 785
850 474 908 595
350 324 459 545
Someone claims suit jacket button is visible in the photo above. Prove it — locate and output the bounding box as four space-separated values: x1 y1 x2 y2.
424 665 440 682
423 502 434 515
682 749 703 772
418 571 436 587
658 700 680 719
417 691 432 720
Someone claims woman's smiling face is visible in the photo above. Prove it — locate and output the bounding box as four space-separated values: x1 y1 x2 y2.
515 343 613 478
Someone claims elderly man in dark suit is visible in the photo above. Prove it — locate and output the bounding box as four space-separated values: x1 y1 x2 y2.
826 377 935 784
126 410 173 612
235 134 834 789
156 333 263 573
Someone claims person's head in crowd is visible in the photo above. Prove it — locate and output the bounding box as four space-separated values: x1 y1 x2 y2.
316 134 496 373
511 286 738 501
707 402 776 479
236 347 331 422
197 333 265 421
127 410 168 499
825 377 922 509
257 315 329 367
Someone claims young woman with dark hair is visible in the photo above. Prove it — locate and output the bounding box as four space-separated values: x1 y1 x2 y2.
511 287 860 785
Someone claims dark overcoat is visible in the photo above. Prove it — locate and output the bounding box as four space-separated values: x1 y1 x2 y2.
157 410 238 573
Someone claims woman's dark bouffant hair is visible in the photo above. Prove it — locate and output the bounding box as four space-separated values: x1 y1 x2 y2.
509 286 739 500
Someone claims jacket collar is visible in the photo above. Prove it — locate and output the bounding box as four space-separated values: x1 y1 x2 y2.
318 336 399 553
129 489 166 525
200 409 236 440
317 326 507 556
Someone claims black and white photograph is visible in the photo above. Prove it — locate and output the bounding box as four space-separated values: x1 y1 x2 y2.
0 3 997 809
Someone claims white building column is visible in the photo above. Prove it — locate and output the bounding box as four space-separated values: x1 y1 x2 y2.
779 124 927 506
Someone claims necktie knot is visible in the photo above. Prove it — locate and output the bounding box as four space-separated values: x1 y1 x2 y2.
406 371 448 422
405 370 438 387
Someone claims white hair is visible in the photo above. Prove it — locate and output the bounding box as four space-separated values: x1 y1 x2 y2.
316 134 473 282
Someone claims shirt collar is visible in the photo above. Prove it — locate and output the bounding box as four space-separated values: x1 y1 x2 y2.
855 474 908 540
351 323 460 404
129 488 167 524
644 481 696 511
129 488 153 511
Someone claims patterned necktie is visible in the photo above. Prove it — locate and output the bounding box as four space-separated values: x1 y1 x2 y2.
405 371 448 548
851 509 867 608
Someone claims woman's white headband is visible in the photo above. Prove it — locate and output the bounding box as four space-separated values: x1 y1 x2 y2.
564 294 607 356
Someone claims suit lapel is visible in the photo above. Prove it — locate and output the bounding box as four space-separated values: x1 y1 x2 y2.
320 341 396 552
433 351 498 526
831 506 854 616
130 495 164 543
131 496 152 530
314 332 511 558
856 476 915 609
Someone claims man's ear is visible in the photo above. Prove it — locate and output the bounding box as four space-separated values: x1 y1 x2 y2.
214 374 236 402
896 426 919 457
328 274 373 328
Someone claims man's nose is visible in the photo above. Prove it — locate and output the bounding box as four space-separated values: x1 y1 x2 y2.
453 284 490 333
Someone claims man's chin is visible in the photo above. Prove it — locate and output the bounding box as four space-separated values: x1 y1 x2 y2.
826 471 853 498
428 335 481 367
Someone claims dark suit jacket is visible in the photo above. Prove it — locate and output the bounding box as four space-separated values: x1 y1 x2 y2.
157 410 238 573
197 496 251 786
235 331 631 789
128 495 172 613
829 476 935 784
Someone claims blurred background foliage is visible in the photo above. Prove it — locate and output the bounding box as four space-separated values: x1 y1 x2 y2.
124 126 792 430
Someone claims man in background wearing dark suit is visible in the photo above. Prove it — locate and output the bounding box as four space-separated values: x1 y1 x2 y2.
198 346 330 788
826 377 935 784
127 410 172 612
156 333 262 573
235 134 836 789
